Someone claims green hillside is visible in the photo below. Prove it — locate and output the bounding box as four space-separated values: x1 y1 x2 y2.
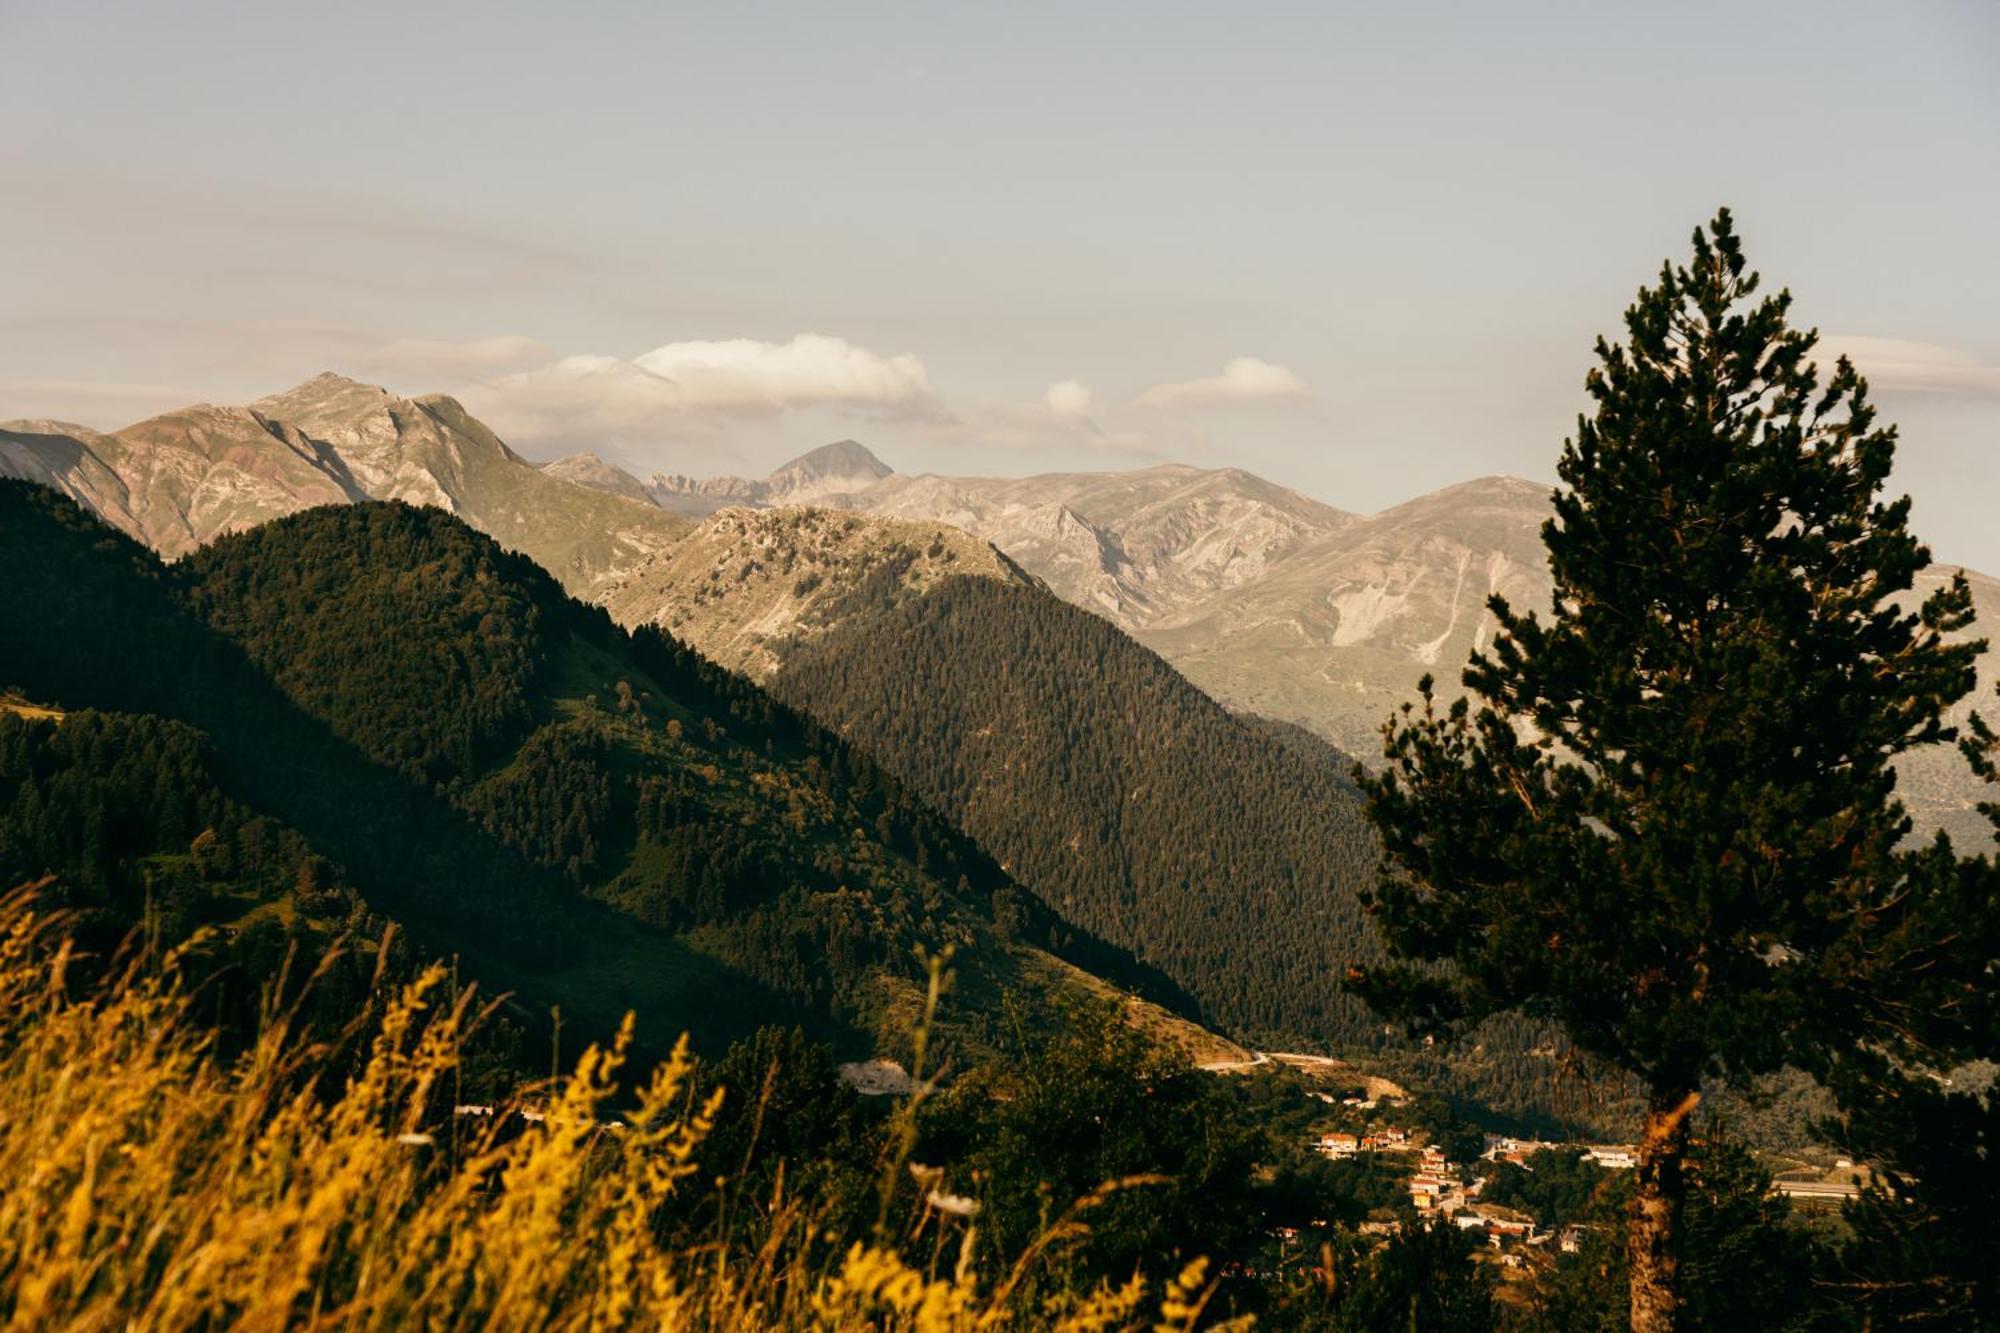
0 480 1197 1065
769 571 1385 1048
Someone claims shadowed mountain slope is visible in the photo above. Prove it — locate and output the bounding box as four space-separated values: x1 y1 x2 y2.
763 574 1383 1047
0 480 1206 1063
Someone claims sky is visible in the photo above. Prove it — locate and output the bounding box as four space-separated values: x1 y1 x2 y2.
3 1 1997 561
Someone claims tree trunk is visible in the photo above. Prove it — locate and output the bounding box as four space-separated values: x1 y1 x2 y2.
1628 1085 1700 1333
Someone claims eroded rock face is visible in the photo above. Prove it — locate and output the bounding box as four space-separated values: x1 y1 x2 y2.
539 452 655 506
2 405 363 559
1139 476 1555 759
860 463 1356 634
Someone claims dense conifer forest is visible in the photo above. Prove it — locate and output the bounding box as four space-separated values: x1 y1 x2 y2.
773 571 1384 1047
0 482 1184 1063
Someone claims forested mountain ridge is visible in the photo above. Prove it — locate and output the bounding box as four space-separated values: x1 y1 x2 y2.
765 572 1386 1048
0 480 1210 1064
579 490 1394 1051
621 543 1600 1122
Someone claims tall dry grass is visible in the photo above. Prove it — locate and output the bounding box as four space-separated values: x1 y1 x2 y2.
0 889 1246 1330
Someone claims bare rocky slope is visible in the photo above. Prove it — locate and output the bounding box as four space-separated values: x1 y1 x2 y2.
598 506 1033 681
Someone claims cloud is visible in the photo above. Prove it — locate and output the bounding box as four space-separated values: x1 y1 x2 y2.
463 334 943 450
1814 335 2000 398
631 334 935 413
1134 356 1309 409
1044 379 1094 418
356 334 549 381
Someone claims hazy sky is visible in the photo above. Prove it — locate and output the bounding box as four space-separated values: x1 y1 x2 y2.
4 1 1997 561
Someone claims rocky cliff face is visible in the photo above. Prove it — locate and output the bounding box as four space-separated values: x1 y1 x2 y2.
577 446 1356 632
860 464 1354 631
1 407 362 559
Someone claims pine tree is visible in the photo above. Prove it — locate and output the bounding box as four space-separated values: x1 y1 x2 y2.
1817 740 2000 1326
1352 209 1983 1332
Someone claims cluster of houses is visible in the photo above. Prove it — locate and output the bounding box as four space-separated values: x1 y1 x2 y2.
1304 1112 1858 1274
1305 1126 1646 1262
1311 1129 1477 1218
1310 1125 1409 1159
1407 1143 1471 1217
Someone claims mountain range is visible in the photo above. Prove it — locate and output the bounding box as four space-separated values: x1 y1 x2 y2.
557 441 2000 846
0 379 1401 1062
7 372 1991 1082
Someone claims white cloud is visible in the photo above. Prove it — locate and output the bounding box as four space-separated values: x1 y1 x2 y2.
1134 356 1309 409
631 334 934 413
1814 335 2000 398
464 356 680 447
1044 378 1094 418
464 333 943 449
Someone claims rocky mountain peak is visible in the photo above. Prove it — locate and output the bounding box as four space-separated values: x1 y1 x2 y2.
0 417 105 439
539 451 654 505
254 372 396 423
769 439 894 484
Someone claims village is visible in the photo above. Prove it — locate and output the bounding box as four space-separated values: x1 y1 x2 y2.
1294 1099 1865 1273
1296 1115 1635 1264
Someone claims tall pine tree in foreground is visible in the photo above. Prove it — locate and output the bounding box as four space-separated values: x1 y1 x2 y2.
1353 209 1983 1333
